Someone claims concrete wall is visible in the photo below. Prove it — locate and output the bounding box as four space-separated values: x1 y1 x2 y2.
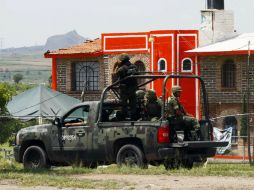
200 10 237 46
200 55 254 131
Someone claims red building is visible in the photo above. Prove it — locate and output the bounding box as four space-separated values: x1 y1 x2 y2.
45 30 199 118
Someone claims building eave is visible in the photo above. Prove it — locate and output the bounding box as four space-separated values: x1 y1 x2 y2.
44 51 103 59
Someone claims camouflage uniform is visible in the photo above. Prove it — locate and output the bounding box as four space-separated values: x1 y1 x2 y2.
167 86 200 140
136 90 146 120
145 90 161 121
115 54 138 120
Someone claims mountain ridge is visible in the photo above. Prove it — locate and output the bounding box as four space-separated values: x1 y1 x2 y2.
1 30 88 55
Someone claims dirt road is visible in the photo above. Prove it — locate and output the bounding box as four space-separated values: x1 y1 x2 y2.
1 174 254 190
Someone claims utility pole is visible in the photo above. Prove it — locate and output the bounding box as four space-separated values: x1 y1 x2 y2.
0 37 4 59
247 40 253 165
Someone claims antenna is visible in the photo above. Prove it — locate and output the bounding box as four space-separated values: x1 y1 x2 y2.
0 37 4 50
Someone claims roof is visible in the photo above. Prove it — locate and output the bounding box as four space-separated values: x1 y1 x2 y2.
187 33 254 56
45 38 102 57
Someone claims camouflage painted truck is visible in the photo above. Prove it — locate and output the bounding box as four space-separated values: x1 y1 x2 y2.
14 74 228 169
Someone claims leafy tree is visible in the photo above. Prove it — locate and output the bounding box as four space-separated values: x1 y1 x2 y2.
240 94 248 142
13 73 24 84
0 82 34 144
0 83 13 114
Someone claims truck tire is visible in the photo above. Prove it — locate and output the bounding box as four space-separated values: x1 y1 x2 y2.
181 158 193 169
23 146 49 169
164 158 180 170
116 144 146 168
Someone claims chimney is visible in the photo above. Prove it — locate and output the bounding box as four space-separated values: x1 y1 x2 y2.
207 0 224 10
199 0 237 46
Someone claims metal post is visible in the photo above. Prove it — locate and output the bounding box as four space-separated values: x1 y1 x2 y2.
247 41 253 165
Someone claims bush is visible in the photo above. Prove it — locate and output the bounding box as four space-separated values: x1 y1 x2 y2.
0 83 14 114
0 82 35 144
0 118 37 144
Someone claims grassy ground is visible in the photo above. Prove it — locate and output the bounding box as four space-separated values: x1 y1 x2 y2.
1 155 254 190
1 143 254 189
0 55 51 84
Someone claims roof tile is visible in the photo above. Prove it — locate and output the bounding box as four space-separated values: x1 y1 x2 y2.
48 38 101 55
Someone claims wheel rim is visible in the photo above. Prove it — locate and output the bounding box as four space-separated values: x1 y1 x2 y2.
120 149 139 166
26 150 41 168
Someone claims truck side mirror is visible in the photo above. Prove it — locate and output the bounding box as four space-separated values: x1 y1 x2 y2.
52 117 61 127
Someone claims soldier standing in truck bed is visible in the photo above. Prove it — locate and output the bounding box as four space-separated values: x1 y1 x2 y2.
115 53 138 120
167 85 200 140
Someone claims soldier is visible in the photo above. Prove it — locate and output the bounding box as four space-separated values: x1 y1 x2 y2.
167 85 200 140
115 53 138 120
145 90 161 121
136 89 146 120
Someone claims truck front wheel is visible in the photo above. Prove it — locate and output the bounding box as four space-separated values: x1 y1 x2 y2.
23 146 49 169
116 144 146 168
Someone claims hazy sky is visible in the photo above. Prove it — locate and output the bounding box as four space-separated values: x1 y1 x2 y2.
1 0 254 48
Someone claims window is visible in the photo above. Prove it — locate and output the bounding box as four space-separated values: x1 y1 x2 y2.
181 58 193 72
158 58 167 71
135 61 146 73
64 106 89 126
112 62 120 83
135 61 146 85
221 60 236 88
74 62 99 91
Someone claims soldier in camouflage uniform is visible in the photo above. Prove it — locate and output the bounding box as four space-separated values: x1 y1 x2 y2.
136 90 146 120
145 90 161 121
167 85 200 140
115 53 138 120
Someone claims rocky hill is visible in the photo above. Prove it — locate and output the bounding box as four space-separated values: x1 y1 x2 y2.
44 30 86 51
1 30 87 55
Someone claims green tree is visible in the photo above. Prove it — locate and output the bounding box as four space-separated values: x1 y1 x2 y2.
0 83 13 114
13 73 23 84
240 94 248 142
0 82 34 144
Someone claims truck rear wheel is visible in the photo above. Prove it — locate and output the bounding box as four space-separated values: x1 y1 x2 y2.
23 146 49 169
164 158 180 170
116 144 146 168
181 158 193 169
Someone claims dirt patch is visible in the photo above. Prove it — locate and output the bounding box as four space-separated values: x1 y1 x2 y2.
76 174 254 190
1 174 254 190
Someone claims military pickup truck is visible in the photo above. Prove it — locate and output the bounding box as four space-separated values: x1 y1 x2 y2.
14 74 228 169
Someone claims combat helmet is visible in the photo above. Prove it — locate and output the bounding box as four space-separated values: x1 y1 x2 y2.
145 89 157 102
171 85 182 94
136 90 145 99
118 53 130 62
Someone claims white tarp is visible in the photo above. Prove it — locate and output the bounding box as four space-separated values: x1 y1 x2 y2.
213 127 232 155
187 33 254 53
7 85 81 120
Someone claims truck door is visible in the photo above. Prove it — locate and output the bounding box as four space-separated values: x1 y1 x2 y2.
60 105 90 162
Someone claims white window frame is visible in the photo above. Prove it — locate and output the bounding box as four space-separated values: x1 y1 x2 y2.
181 58 193 73
158 58 167 72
